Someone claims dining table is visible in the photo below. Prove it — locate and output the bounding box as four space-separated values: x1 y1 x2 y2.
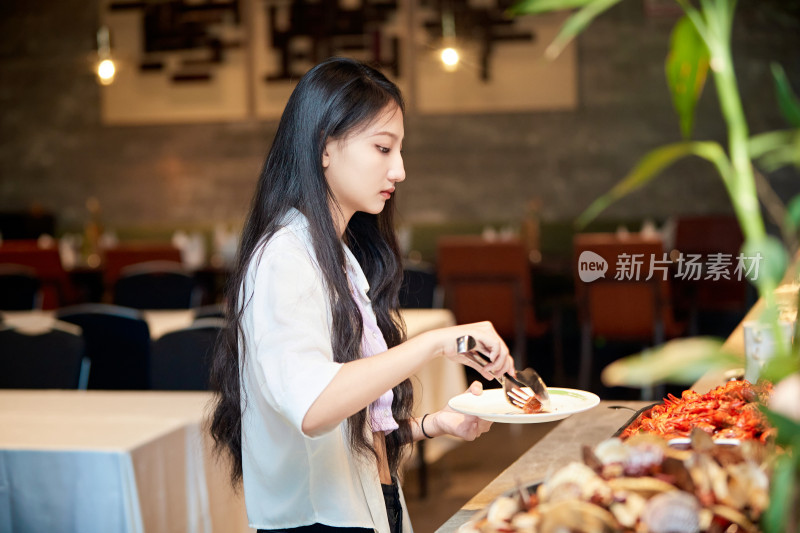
0 390 248 533
2 307 466 457
0 307 465 532
3 307 454 341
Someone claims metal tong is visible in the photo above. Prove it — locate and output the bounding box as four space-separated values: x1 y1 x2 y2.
456 334 551 412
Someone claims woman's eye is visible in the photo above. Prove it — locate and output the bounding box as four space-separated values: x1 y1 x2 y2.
377 146 390 154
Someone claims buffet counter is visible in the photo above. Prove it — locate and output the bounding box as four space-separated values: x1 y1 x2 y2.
435 399 650 532
437 329 761 531
436 258 800 531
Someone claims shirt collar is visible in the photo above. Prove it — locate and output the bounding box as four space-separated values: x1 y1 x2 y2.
280 207 308 232
282 208 371 303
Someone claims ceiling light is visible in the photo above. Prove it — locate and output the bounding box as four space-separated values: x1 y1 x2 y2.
441 47 460 68
96 26 116 85
97 59 116 85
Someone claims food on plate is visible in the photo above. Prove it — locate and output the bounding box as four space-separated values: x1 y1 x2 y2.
620 380 774 443
460 430 770 533
521 395 543 414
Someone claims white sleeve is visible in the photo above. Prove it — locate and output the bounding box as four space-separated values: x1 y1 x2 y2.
248 241 343 436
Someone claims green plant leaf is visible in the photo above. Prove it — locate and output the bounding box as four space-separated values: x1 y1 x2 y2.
750 129 800 172
749 129 799 159
771 62 800 128
784 194 800 233
601 337 740 387
576 141 732 228
673 0 710 44
762 451 799 533
760 406 800 447
699 0 734 43
761 354 800 384
665 16 710 139
740 235 787 296
506 0 595 16
534 0 624 60
759 140 800 172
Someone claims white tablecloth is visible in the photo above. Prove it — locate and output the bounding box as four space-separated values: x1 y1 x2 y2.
1 309 199 340
0 390 250 533
0 308 465 531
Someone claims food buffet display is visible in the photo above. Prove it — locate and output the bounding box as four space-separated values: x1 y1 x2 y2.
459 380 777 533
619 380 773 444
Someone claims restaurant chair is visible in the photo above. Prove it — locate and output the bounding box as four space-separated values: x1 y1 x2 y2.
55 303 151 390
113 260 202 309
0 320 85 389
671 215 748 335
0 263 42 310
0 210 56 240
437 236 552 369
102 243 183 297
399 261 441 309
150 317 225 390
573 233 686 399
193 302 226 320
0 240 72 308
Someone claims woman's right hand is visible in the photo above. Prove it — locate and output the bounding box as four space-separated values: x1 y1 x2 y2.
423 321 514 381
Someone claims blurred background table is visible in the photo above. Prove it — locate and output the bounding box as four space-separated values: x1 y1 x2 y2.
0 307 465 510
4 306 458 343
0 390 251 533
403 308 467 461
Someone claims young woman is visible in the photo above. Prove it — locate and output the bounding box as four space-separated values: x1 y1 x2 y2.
210 57 514 533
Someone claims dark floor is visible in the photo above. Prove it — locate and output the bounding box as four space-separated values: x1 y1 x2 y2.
401 421 555 532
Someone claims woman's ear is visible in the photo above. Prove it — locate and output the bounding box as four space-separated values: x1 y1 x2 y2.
321 147 330 169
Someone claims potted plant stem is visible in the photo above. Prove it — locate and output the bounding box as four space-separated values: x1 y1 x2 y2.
506 0 800 530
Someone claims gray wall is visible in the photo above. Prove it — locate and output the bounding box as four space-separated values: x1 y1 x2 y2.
1 1 798 235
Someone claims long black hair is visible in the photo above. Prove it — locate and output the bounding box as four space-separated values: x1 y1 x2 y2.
209 57 412 485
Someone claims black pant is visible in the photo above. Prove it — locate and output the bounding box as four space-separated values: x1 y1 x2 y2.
382 480 403 533
258 526 370 532
257 480 403 533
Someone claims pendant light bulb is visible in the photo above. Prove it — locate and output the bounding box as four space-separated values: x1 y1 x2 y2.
441 47 460 67
97 58 116 85
96 26 116 85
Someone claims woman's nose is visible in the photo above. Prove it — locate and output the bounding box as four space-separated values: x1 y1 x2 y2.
389 154 406 183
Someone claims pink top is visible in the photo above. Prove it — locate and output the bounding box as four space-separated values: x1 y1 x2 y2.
346 249 399 434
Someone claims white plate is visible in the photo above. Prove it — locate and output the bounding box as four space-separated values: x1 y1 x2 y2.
448 388 601 423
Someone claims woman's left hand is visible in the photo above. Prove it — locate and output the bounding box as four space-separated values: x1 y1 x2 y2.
427 381 492 441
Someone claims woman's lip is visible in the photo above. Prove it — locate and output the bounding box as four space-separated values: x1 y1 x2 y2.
380 188 395 199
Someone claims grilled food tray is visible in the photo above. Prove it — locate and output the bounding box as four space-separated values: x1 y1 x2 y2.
610 403 659 438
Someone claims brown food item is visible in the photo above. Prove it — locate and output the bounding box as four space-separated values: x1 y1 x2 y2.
522 396 543 414
463 434 770 533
